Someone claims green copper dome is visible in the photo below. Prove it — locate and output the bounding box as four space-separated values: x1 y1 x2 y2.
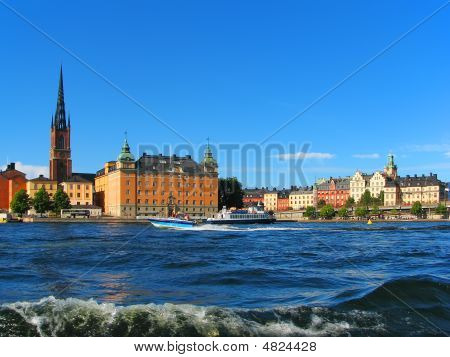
202 141 217 165
117 139 135 162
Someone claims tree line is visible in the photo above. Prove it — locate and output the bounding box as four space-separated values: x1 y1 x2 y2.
10 187 71 217
304 189 447 220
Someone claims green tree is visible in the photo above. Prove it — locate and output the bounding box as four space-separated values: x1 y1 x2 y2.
32 187 51 217
53 188 71 215
10 189 31 217
304 206 317 219
355 206 368 218
371 205 381 216
411 201 423 218
434 203 447 216
378 191 385 205
319 204 335 219
337 207 349 218
390 209 399 215
345 197 355 208
359 190 372 207
317 199 326 209
219 177 244 209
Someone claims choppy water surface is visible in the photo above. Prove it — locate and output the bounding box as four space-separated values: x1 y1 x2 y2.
0 221 449 336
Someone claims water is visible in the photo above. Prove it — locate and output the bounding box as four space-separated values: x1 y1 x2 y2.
0 221 449 336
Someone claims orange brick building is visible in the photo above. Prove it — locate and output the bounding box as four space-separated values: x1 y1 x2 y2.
316 178 350 208
0 163 27 211
276 190 290 211
95 139 219 218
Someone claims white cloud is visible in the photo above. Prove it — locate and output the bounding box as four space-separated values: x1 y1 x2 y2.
352 153 380 159
1 162 48 179
277 152 335 160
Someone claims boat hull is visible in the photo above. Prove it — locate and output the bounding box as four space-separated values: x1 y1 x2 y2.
148 218 196 229
206 218 276 225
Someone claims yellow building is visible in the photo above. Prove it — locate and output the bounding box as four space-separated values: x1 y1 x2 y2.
95 139 219 218
61 175 94 206
369 171 386 198
399 174 445 205
349 171 371 202
26 175 58 199
384 180 401 207
263 192 278 211
289 189 314 210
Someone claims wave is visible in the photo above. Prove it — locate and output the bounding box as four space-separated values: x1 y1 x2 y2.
1 277 448 337
188 224 311 232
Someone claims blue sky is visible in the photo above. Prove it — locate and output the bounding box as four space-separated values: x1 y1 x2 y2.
0 0 449 187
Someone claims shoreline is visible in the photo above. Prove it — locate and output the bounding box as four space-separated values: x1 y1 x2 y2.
276 218 450 223
3 217 449 224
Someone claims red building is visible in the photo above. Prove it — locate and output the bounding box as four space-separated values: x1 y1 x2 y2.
276 190 290 211
243 188 267 207
316 178 350 208
0 163 27 211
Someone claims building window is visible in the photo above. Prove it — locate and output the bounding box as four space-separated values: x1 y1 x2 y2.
77 185 81 189
77 193 81 198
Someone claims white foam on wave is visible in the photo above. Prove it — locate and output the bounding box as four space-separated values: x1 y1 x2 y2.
1 297 384 337
187 224 311 232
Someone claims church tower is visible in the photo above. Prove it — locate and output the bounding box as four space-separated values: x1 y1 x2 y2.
49 66 72 182
384 153 398 180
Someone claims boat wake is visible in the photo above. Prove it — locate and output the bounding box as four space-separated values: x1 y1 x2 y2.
187 224 311 232
1 277 448 337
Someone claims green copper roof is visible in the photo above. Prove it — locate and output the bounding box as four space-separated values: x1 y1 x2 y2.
117 138 135 162
386 153 396 169
202 141 217 165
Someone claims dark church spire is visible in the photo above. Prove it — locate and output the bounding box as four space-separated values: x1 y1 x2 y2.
54 66 67 130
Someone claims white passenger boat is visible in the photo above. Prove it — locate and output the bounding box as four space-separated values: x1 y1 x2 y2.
207 205 275 225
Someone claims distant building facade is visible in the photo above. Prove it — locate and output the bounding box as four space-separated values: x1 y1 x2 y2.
316 178 350 208
243 188 267 207
61 175 94 206
263 191 278 211
350 171 372 202
26 175 58 199
0 163 27 211
95 139 219 218
289 188 314 210
277 190 290 211
399 174 445 205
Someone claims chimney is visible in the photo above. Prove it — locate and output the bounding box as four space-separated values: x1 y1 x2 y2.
6 163 15 171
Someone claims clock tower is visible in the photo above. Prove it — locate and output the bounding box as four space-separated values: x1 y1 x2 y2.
49 66 72 183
